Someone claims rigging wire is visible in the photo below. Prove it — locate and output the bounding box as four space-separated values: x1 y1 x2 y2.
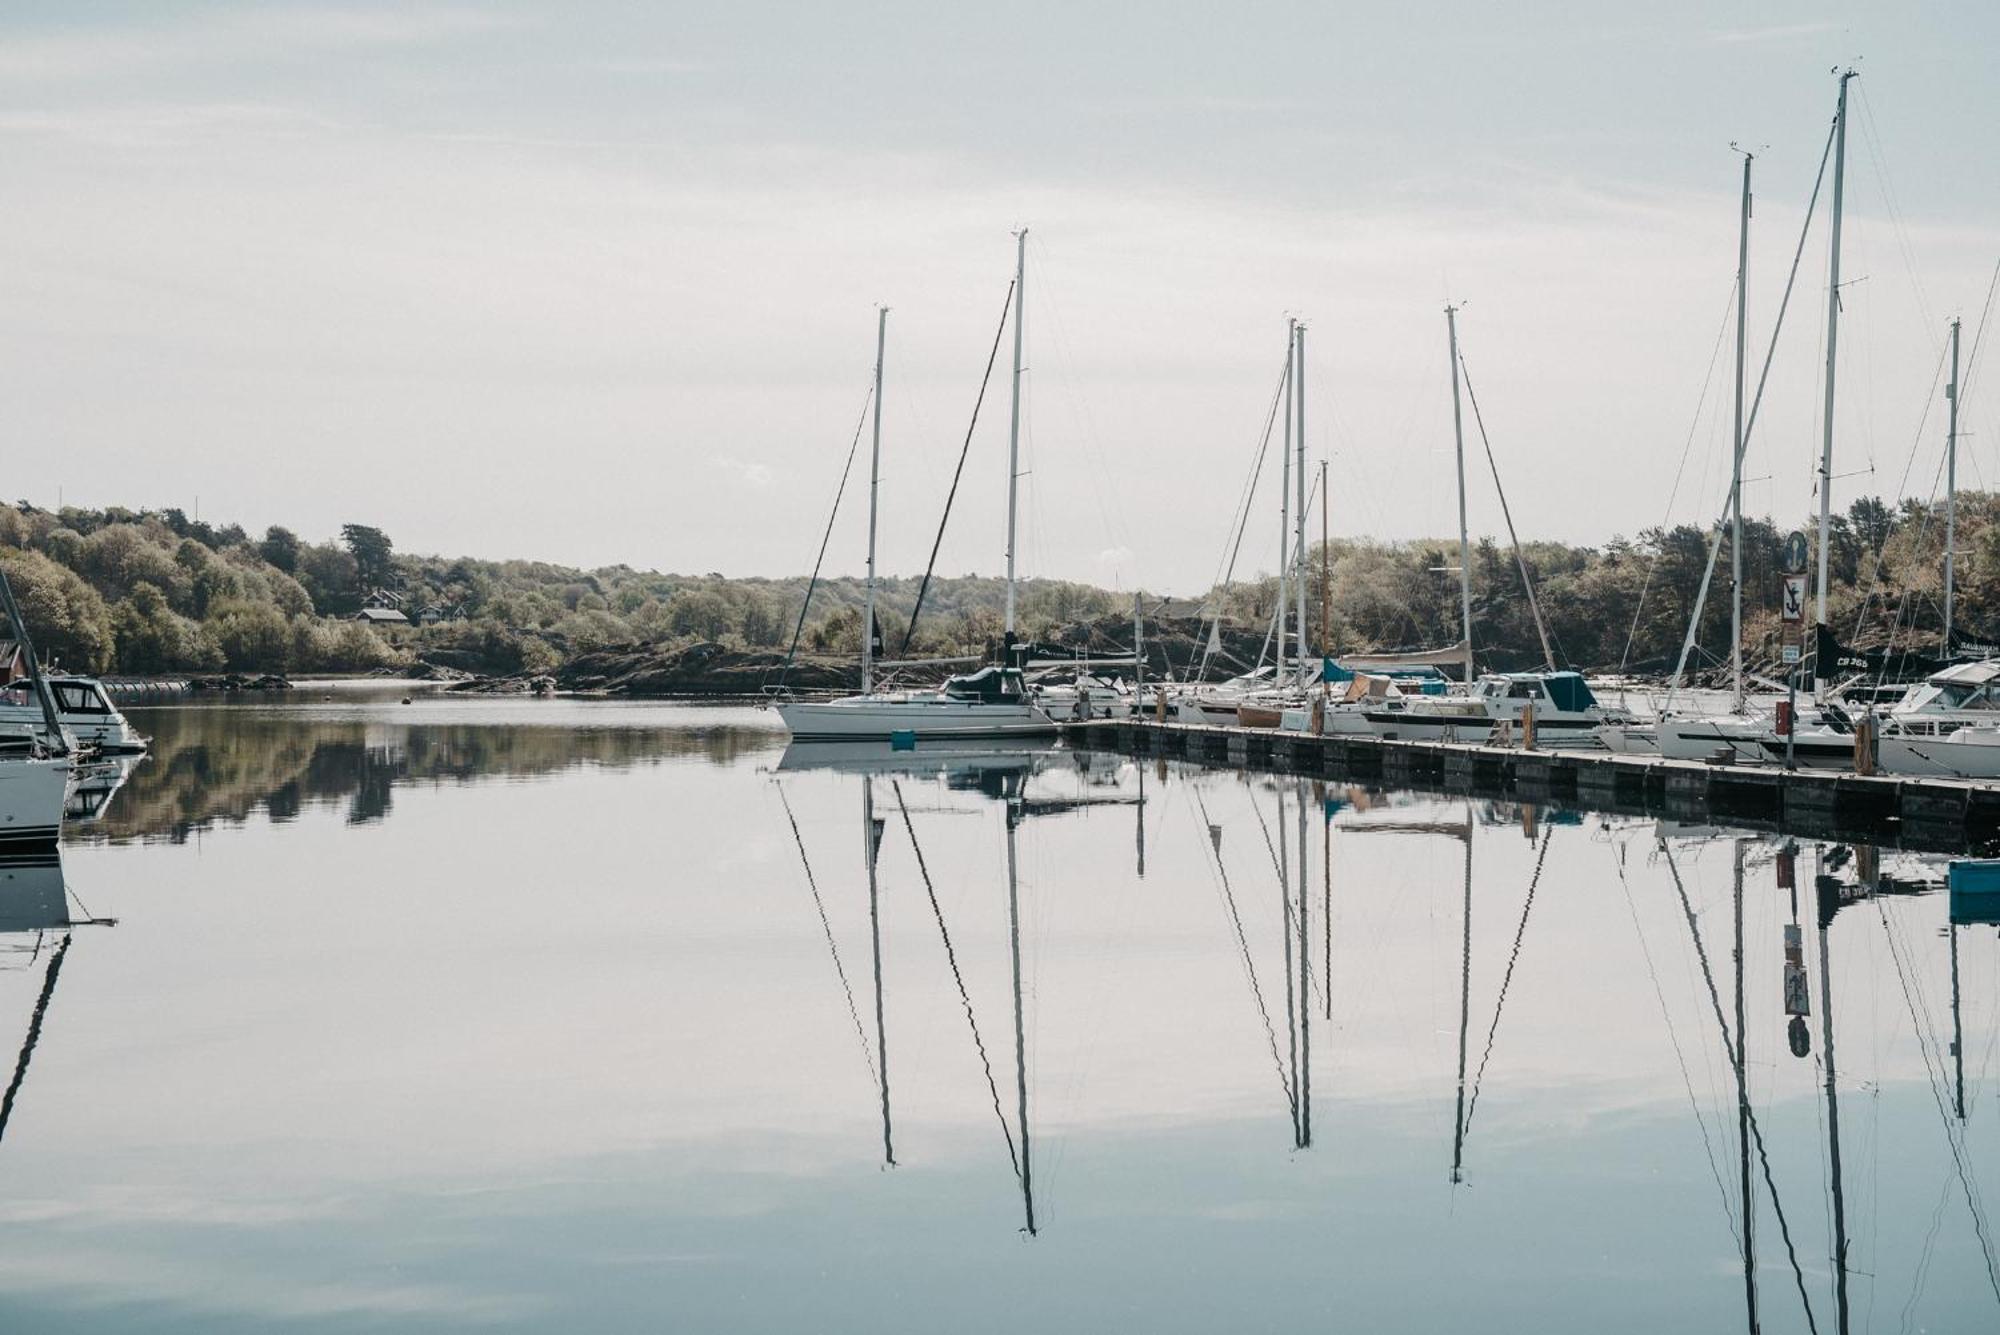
1461 827 1552 1134
1455 351 1559 670
1618 282 1738 673
1198 353 1292 680
1871 895 2000 1303
1661 843 1823 1335
774 783 876 1086
900 280 1016 656
1191 789 1296 1122
1665 116 1837 706
1611 838 1739 1239
891 781 1022 1180
772 385 875 689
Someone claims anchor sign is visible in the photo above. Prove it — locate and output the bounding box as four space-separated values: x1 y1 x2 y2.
1780 574 1807 624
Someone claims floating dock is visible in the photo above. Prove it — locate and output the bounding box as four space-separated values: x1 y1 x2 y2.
1062 719 2000 855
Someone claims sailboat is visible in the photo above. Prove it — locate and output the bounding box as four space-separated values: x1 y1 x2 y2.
778 236 1057 741
1641 73 1860 763
0 571 71 852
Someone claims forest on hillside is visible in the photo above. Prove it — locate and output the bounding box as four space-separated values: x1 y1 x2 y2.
0 491 1989 679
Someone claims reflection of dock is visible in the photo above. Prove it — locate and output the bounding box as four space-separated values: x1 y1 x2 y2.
1064 720 2000 853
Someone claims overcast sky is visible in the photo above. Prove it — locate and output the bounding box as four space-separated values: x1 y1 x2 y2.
4 2 1997 593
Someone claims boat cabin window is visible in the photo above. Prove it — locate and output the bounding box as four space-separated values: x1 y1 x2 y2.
1907 680 2000 711
1507 681 1544 700
53 682 111 714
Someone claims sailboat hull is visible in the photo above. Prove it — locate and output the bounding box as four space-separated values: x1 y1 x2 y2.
776 697 1058 741
0 757 70 850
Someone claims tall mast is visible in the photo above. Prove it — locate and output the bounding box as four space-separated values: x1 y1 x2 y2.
1295 322 1309 680
1004 230 1027 640
1279 318 1295 673
1005 793 1035 1234
1446 305 1475 685
862 306 887 694
864 777 894 1166
1945 316 1963 648
1816 70 1857 631
1732 839 1758 1331
1816 855 1850 1334
1320 458 1331 704
1731 150 1753 711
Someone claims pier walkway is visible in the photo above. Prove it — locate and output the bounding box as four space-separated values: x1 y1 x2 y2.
1061 719 2000 855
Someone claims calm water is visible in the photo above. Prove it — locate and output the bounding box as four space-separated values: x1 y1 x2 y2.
0 687 1995 1332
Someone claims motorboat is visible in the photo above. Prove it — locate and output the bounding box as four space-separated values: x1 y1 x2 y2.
1461 672 1634 749
1877 724 2000 779
0 675 148 755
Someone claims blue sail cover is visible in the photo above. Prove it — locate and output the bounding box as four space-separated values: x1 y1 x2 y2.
1545 672 1597 713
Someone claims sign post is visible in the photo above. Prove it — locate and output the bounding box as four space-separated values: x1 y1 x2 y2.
1781 532 1809 770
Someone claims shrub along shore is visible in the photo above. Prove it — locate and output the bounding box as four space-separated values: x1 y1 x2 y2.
2 492 1981 690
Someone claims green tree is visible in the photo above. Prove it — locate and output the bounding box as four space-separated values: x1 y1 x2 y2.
340 524 396 592
260 525 302 573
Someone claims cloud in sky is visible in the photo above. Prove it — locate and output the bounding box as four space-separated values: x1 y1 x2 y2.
0 2 1995 594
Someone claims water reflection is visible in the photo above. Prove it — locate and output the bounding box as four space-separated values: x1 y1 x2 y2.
78 695 783 842
0 850 111 1155
769 738 1999 1333
1 706 1993 1332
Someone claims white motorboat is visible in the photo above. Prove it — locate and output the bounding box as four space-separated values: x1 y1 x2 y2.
1463 672 1634 749
0 675 148 755
1878 724 2000 779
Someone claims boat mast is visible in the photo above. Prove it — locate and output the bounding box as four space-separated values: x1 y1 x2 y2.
1732 838 1758 1332
1279 318 1295 675
862 306 887 695
1005 791 1036 1234
1446 305 1475 685
1815 70 1857 636
1815 854 1850 1334
863 777 894 1166
1320 458 1331 706
1945 316 1963 648
1295 321 1309 681
1731 149 1753 712
1004 230 1027 646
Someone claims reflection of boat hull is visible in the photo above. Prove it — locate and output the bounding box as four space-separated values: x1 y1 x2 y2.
0 850 70 932
776 738 1061 777
776 698 1057 740
0 757 70 850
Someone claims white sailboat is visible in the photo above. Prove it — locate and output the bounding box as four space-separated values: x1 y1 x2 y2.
778 234 1057 741
0 572 71 852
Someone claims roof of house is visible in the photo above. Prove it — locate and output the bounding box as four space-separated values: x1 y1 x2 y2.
354 607 410 624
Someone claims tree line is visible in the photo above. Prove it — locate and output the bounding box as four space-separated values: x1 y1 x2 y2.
2 491 1985 679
